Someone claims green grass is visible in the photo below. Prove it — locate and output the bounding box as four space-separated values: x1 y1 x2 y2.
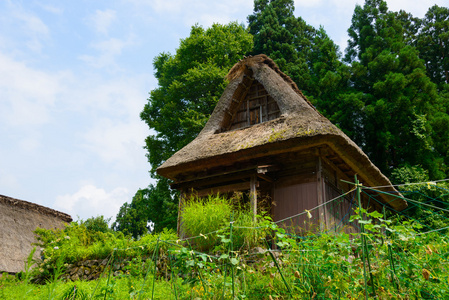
2 226 448 299
3 194 449 299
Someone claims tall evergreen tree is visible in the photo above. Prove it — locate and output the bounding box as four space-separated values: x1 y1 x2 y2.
415 5 449 174
416 5 449 89
345 0 445 178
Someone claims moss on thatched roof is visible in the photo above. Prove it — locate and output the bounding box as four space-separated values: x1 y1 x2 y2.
157 55 407 211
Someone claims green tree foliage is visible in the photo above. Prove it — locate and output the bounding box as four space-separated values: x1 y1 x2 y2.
416 5 449 89
416 5 449 172
343 0 446 178
248 0 308 73
82 215 111 233
119 23 253 234
391 165 449 231
113 189 151 238
113 179 177 238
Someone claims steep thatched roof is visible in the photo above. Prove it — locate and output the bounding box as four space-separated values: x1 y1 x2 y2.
157 54 407 211
0 194 72 273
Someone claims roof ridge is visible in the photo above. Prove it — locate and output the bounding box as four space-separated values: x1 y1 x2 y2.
0 194 72 222
226 54 319 114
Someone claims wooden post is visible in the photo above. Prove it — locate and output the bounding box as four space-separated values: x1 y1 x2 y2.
250 174 257 223
317 156 326 231
177 192 185 238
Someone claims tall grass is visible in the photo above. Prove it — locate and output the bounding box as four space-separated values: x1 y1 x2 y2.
181 195 232 251
181 194 267 251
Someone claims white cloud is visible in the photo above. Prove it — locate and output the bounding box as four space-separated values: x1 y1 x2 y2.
82 118 148 168
38 3 63 15
387 0 447 17
18 135 41 153
88 9 117 35
0 52 68 127
130 0 253 27
0 169 19 191
79 35 135 69
308 0 449 17
15 11 49 36
51 72 151 171
54 184 130 221
13 8 50 52
294 0 325 8
141 0 184 14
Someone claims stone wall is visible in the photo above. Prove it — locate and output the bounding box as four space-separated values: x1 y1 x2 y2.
63 259 112 281
56 256 169 282
0 194 72 273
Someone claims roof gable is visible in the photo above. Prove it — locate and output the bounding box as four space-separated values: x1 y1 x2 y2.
196 54 323 138
218 77 280 133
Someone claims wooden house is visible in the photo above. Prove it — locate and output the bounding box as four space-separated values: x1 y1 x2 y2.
157 55 407 234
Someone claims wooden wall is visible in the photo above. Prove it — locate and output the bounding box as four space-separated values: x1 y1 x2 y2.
270 153 359 235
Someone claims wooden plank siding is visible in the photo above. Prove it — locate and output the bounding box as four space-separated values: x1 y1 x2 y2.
273 178 319 234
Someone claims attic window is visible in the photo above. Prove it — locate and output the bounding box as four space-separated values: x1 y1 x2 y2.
219 79 280 132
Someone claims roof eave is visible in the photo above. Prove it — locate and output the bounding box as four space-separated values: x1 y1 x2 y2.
157 133 407 211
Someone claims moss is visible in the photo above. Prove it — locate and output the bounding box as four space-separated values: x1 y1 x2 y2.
237 141 256 150
296 125 338 137
268 128 287 143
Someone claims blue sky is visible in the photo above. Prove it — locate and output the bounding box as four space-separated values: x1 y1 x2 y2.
0 0 446 223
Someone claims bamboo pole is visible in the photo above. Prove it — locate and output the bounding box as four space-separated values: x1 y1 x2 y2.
151 237 160 300
264 239 293 297
230 213 235 299
384 206 399 292
355 175 369 300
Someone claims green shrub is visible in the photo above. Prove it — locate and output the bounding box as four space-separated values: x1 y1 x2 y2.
30 219 177 282
81 215 111 233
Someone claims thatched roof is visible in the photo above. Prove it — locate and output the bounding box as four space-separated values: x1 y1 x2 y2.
0 194 72 273
0 194 72 222
157 54 407 211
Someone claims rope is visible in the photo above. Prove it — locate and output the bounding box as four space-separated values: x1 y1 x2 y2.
365 178 449 189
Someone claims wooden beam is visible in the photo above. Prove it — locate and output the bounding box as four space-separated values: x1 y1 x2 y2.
171 169 256 190
193 181 252 197
257 173 274 183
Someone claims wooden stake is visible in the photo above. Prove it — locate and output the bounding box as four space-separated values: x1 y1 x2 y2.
250 174 257 223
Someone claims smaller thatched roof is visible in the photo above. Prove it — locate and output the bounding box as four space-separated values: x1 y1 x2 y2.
0 194 72 222
0 194 72 274
157 54 407 211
